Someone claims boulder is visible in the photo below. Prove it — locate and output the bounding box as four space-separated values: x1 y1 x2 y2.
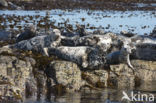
150 27 156 38
46 60 82 92
0 55 37 102
82 70 109 88
110 60 156 89
132 60 156 81
120 30 135 37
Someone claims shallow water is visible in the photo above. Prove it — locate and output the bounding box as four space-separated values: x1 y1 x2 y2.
23 81 156 103
1 9 156 35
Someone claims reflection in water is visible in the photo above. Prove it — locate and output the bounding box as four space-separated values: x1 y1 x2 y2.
25 83 156 103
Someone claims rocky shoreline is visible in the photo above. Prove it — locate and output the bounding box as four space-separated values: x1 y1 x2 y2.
1 0 156 10
0 25 156 102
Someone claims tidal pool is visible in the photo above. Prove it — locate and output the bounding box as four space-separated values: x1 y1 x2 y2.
0 9 156 35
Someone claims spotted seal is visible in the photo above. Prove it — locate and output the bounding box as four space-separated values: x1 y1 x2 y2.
48 46 106 69
4 29 61 56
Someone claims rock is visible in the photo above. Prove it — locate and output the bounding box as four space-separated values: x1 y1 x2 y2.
131 60 156 81
16 25 37 42
120 30 135 37
76 24 89 37
117 74 135 89
150 27 156 38
46 60 82 92
0 55 37 102
110 60 156 89
82 70 109 88
34 70 47 101
93 29 105 35
0 0 8 7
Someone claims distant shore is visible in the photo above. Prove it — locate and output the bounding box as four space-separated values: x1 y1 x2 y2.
1 0 156 10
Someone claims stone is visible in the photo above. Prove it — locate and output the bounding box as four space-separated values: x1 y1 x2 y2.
0 55 37 102
46 60 82 92
131 60 156 81
150 27 156 38
82 70 109 88
76 24 89 37
110 60 156 89
120 30 135 37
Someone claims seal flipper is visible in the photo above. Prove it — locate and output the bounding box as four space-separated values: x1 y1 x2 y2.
127 54 135 74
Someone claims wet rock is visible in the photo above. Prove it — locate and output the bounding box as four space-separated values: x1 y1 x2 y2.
16 25 37 42
76 24 89 37
93 29 105 35
150 27 156 38
0 55 37 102
120 30 135 37
110 60 156 89
34 70 47 101
0 0 8 7
82 70 109 88
46 60 82 92
117 74 135 89
132 60 156 81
